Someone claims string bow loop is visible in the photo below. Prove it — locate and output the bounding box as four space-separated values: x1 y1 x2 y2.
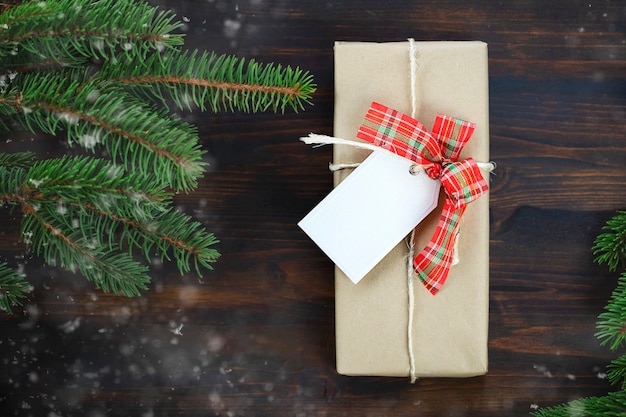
356 102 489 295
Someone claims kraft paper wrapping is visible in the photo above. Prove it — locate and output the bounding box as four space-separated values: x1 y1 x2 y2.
333 41 489 377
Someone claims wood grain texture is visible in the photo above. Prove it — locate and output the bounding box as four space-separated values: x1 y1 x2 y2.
1 0 625 416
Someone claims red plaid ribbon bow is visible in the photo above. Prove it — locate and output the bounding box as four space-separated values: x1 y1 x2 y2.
356 102 489 295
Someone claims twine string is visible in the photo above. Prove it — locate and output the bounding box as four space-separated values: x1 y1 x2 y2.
407 37 418 384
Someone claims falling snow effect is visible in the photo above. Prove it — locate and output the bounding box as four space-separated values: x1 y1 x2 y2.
4 0 621 415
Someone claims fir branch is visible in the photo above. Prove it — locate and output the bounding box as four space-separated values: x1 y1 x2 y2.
536 210 626 417
1 156 219 298
21 182 219 276
594 211 626 272
531 390 626 417
0 261 29 314
0 51 87 76
596 271 626 351
99 50 316 113
0 0 314 311
0 0 183 63
20 198 151 297
21 155 171 206
137 208 220 275
0 150 35 169
607 352 626 389
0 163 27 204
56 201 219 275
2 72 207 191
80 203 220 275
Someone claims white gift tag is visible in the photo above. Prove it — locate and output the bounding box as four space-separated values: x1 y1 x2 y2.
298 150 440 284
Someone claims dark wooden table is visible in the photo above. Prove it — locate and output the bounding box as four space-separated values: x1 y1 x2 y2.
1 1 625 416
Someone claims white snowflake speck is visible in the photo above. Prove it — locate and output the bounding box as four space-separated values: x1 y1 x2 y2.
59 317 81 333
170 323 184 335
79 133 100 149
223 19 242 38
28 177 47 188
56 202 68 215
22 231 33 245
55 112 79 125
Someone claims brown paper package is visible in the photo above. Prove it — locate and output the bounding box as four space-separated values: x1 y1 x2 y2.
333 41 490 377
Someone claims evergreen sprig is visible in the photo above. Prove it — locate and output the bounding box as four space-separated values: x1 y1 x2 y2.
0 261 29 313
0 150 34 169
98 49 317 113
0 0 183 66
0 154 219 301
531 390 626 417
533 210 626 416
607 353 626 389
596 272 626 351
0 0 315 313
594 210 626 272
2 70 207 191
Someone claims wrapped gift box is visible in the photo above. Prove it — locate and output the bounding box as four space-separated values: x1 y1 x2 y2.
333 41 490 378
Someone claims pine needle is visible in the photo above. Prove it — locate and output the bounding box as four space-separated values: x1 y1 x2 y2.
0 262 29 313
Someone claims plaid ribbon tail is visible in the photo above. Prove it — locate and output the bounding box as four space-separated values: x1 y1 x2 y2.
414 203 465 295
414 159 489 295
